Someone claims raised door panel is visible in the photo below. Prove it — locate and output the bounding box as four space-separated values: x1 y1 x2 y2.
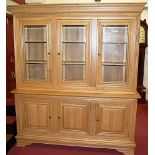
97 106 125 133
95 99 136 139
57 97 91 136
25 102 48 128
15 18 52 88
57 20 91 87
97 19 136 91
17 95 52 134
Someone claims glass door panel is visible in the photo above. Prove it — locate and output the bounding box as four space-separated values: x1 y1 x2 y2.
103 65 126 82
26 63 47 80
24 26 46 42
63 43 85 62
62 26 86 42
61 25 87 82
103 26 128 43
63 64 85 81
103 43 127 63
24 25 48 80
25 43 47 61
102 25 128 83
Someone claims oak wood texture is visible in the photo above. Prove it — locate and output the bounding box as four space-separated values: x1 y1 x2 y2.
8 3 145 155
12 88 140 98
8 3 145 14
57 97 91 135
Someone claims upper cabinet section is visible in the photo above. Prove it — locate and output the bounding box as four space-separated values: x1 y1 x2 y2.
9 3 145 94
57 20 91 87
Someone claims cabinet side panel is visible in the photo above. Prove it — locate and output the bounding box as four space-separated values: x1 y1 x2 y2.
128 100 137 140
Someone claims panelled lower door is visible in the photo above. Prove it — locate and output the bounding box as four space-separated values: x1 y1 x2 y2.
97 19 134 90
57 20 91 87
18 95 52 134
95 98 133 139
57 97 91 136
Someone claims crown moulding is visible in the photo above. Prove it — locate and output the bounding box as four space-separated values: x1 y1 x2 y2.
8 3 146 15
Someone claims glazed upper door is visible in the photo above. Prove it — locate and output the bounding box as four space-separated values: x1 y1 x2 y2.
97 20 134 91
17 19 52 87
57 20 91 87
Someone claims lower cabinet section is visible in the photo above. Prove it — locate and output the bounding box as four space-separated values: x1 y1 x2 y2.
15 94 137 155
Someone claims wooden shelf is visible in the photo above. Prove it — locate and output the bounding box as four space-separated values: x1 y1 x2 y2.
103 81 125 84
62 41 86 43
63 61 85 65
25 60 47 64
102 62 126 66
102 42 128 44
25 41 47 43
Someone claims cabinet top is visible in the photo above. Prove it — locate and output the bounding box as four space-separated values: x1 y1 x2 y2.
8 3 146 15
12 88 141 99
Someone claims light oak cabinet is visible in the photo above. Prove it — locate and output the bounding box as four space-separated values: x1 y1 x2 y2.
9 3 145 155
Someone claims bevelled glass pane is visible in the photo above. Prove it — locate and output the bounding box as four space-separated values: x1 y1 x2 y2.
63 43 85 62
103 26 128 43
25 43 47 61
62 26 86 42
26 64 47 80
102 25 128 83
63 64 85 81
62 25 86 82
103 43 127 63
24 25 46 42
103 65 125 82
24 25 48 81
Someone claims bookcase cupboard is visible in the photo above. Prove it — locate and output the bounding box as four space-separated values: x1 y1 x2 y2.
8 3 145 155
